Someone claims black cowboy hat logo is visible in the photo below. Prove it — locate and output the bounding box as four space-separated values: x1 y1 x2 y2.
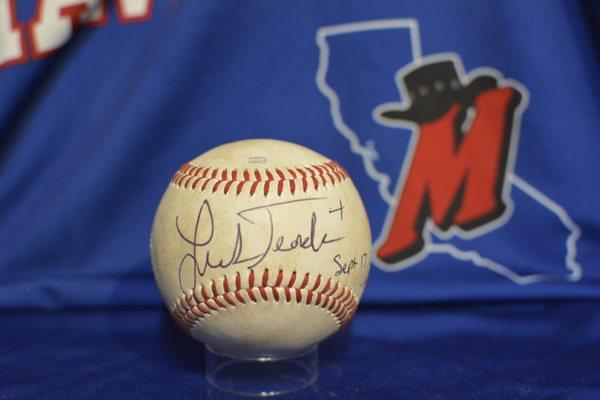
377 59 498 124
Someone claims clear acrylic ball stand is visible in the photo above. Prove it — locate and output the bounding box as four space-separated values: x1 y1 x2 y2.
205 345 318 397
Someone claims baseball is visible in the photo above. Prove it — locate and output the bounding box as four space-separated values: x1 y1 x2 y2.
150 139 371 358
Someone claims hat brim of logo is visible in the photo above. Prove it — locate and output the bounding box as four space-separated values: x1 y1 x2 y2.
378 108 425 123
377 76 499 124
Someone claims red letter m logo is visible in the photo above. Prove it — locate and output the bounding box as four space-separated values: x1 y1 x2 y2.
375 64 525 266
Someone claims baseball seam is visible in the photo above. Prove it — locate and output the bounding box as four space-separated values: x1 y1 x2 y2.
170 161 348 196
172 268 358 332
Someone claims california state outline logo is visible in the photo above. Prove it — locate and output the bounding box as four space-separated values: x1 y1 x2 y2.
316 19 582 285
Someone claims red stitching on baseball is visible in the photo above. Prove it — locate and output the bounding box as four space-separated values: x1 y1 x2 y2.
223 293 235 306
275 269 284 286
248 269 255 287
299 272 309 289
172 268 358 333
247 288 257 302
170 161 348 196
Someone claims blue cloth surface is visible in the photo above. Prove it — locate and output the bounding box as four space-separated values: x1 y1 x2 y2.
2 301 599 399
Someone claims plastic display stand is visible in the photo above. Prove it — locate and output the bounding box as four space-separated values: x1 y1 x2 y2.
205 345 318 397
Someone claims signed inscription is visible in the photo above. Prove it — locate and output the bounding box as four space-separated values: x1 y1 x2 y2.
334 252 369 276
176 198 345 291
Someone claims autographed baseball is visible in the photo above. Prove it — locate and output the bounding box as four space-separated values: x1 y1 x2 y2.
151 139 371 358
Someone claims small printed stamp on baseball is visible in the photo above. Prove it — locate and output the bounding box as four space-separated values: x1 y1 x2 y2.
248 156 267 164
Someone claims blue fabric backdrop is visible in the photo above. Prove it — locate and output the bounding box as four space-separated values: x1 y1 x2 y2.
0 1 598 398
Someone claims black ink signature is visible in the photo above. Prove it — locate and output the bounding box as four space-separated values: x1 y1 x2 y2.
329 199 344 221
176 198 344 291
334 252 369 276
